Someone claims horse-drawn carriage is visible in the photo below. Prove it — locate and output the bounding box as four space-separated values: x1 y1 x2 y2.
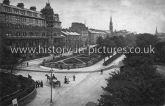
45 74 61 88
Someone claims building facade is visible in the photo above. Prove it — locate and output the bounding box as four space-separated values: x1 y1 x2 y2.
62 29 81 49
69 22 88 47
0 0 64 58
88 29 107 45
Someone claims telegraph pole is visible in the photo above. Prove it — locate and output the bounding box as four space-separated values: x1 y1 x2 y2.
50 68 53 103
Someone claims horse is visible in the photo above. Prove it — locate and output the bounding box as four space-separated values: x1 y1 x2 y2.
45 74 57 80
45 74 50 81
51 80 61 87
45 74 61 87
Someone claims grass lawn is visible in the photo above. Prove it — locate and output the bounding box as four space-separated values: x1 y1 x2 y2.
63 58 83 64
77 57 91 63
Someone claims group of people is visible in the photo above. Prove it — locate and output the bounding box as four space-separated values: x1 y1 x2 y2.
64 75 76 84
35 80 43 88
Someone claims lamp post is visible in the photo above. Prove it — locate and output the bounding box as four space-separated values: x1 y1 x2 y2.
50 67 53 103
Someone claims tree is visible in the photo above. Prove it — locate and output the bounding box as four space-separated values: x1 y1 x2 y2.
98 54 165 106
1 42 20 73
96 36 104 47
135 33 159 62
155 42 165 63
103 36 116 58
136 33 158 48
111 36 126 47
125 34 136 47
98 34 165 106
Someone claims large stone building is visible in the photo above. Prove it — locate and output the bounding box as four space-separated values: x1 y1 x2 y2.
69 22 88 47
88 29 107 45
0 0 64 58
61 29 81 49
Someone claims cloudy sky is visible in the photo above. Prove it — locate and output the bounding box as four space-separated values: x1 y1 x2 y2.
1 0 165 33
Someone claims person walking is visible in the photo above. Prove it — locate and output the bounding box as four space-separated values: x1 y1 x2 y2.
73 75 76 81
100 69 103 75
64 76 67 84
27 62 29 67
35 81 38 88
41 80 43 87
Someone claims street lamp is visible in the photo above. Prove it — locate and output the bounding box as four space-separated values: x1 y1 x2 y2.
50 67 53 103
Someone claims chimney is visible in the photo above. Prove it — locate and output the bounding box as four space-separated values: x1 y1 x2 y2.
3 0 10 5
30 6 36 11
17 3 24 9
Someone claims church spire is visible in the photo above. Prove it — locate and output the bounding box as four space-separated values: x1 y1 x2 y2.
109 16 113 34
155 27 158 35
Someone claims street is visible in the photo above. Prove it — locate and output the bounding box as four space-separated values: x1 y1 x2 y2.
16 55 125 106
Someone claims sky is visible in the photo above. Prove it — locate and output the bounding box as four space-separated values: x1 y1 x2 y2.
1 0 165 33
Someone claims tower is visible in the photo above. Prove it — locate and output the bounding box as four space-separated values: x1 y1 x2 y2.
155 27 158 35
41 1 62 47
109 16 113 34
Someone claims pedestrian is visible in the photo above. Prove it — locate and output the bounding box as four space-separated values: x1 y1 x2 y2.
73 75 76 81
64 76 67 84
41 80 43 87
27 62 29 67
35 81 38 88
37 81 39 87
38 80 41 87
100 69 103 75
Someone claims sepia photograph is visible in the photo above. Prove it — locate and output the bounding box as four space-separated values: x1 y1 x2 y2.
0 0 165 106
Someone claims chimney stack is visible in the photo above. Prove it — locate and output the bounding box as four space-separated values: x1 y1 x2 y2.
3 0 10 5
17 3 24 9
30 6 36 11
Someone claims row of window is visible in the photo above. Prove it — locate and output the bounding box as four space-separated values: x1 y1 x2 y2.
0 14 46 27
46 16 59 22
5 31 46 37
10 40 49 47
1 23 46 29
1 5 43 18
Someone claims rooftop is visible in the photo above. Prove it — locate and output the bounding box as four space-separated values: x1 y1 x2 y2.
61 31 80 36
